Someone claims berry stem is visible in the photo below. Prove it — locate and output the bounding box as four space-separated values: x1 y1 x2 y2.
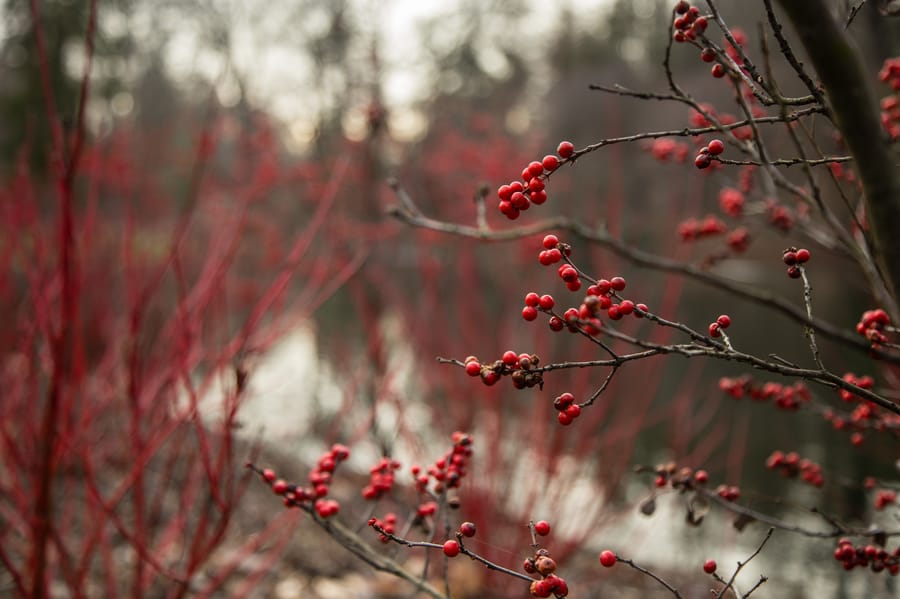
616 555 685 599
799 267 825 370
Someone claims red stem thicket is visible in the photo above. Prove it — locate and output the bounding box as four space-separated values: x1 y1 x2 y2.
0 6 366 597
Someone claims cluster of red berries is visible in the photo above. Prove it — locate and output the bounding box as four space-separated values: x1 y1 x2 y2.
821 408 867 447
879 58 900 139
694 138 725 169
766 200 794 232
782 247 810 278
834 538 900 574
838 373 875 403
411 431 473 495
524 544 569 597
708 314 731 338
718 186 744 217
672 1 708 43
553 392 583 426
689 104 754 140
496 142 573 220
827 161 857 184
472 351 540 388
718 376 810 410
362 456 401 500
248 443 351 518
647 138 690 162
677 215 727 240
823 373 900 446
727 227 750 253
716 483 742 502
652 462 710 490
522 291 556 321
765 450 824 487
856 308 892 347
416 500 438 518
551 275 645 337
369 512 398 543
875 489 897 510
464 352 543 389
537 234 570 267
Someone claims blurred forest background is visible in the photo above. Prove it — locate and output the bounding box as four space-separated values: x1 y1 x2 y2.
3 0 900 597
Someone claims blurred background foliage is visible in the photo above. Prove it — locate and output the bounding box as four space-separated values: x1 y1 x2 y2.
4 0 900 597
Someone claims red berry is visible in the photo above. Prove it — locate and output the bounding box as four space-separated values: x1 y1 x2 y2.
560 265 578 282
459 522 476 537
795 248 810 263
481 370 500 386
675 0 689 13
272 479 288 495
522 306 538 321
700 47 716 63
542 155 560 171
315 498 339 517
263 468 276 482
443 540 460 557
557 140 575 158
542 234 559 249
538 250 552 265
787 265 801 279
548 316 564 331
525 292 540 307
692 15 707 33
502 350 518 365
782 251 797 265
534 520 551 536
716 314 731 328
530 580 552 598
465 361 481 377
695 153 712 169
497 184 512 201
599 550 617 567
510 191 529 210
539 294 555 310
499 201 520 220
618 300 634 315
564 404 581 419
694 469 709 484
707 139 724 155
527 161 544 178
557 411 573 426
610 276 626 291
553 396 572 412
711 63 726 78
530 190 548 205
709 322 721 337
535 556 557 576
703 559 717 574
